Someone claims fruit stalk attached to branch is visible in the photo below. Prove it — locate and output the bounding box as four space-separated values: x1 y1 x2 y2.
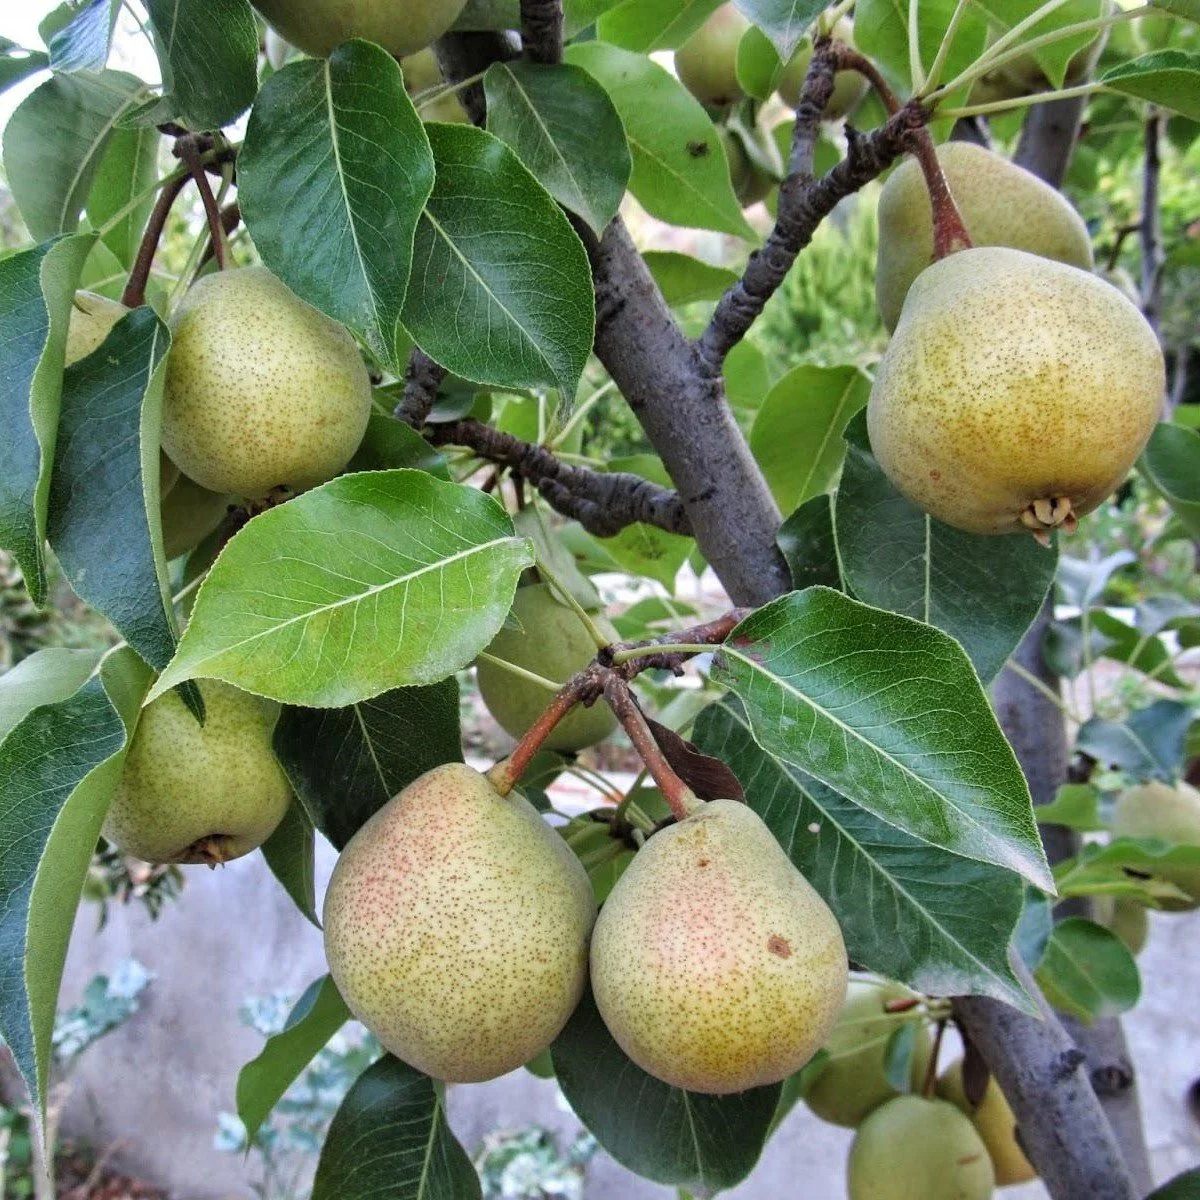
176 136 228 271
122 172 190 309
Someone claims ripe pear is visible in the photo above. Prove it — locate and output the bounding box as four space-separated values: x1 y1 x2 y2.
66 291 126 364
323 762 596 1082
867 247 1164 536
103 681 291 865
778 17 869 118
674 5 750 108
401 48 469 123
1111 780 1200 910
160 473 233 560
250 0 468 59
162 266 372 499
848 1095 995 1199
720 127 774 207
476 583 618 752
590 798 848 1094
875 143 1094 331
937 1059 1036 1186
804 980 933 1128
1094 895 1150 954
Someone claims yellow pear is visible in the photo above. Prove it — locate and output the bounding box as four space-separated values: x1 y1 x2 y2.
160 474 233 560
476 583 618 752
867 247 1164 536
1094 895 1150 954
674 5 750 108
1111 781 1200 910
875 143 1094 331
65 291 126 364
849 1095 995 1199
590 798 848 1094
162 266 372 499
250 0 468 59
104 682 291 864
805 980 933 1128
323 762 596 1082
401 48 469 122
937 1059 1036 1186
777 17 869 118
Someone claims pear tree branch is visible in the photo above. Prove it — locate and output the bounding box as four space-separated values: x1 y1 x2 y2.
519 0 562 63
395 348 447 427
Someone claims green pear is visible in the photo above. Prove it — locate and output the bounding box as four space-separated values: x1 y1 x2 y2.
1094 895 1150 954
875 143 1094 331
104 682 291 864
401 48 469 123
848 1095 995 1199
323 762 596 1082
997 20 1110 95
777 17 869 118
476 583 619 752
66 291 126 364
804 980 933 1128
867 247 1164 536
590 798 848 1094
1111 780 1200 910
160 473 233 560
250 0 468 59
674 5 750 108
162 266 372 499
937 1059 1036 1186
720 127 774 207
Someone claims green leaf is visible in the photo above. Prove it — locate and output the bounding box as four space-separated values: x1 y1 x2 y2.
1036 784 1104 831
777 494 842 592
48 307 178 671
693 698 1030 1007
0 234 94 604
1147 1169 1200 1200
46 0 119 72
564 42 756 239
712 588 1053 890
643 250 738 307
85 123 160 268
402 123 595 396
1102 50 1200 118
0 646 151 1121
835 420 1058 683
750 365 870 516
312 1054 480 1200
0 46 49 96
1141 421 1200 537
552 987 780 1192
856 0 989 91
261 797 318 927
484 60 631 235
0 647 104 743
971 0 1104 88
732 0 824 58
599 522 693 592
143 0 259 130
2 70 146 241
1088 609 1184 686
723 338 772 425
1076 699 1192 780
149 471 534 706
1035 917 1140 1022
597 0 723 50
236 975 350 1145
348 412 451 479
513 505 602 611
240 41 435 372
1055 838 1200 902
274 679 462 850
737 23 786 99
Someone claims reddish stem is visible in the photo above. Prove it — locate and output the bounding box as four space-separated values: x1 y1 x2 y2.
178 138 228 270
605 608 749 678
121 171 190 308
923 1018 948 1099
832 45 904 116
910 130 973 259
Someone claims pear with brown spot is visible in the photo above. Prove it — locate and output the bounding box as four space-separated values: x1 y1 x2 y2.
867 246 1164 537
590 798 848 1094
322 762 597 1083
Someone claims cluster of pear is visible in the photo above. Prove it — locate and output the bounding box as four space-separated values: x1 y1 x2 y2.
250 0 468 60
866 143 1166 539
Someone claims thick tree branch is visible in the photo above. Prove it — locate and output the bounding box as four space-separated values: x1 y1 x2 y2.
395 348 447 427
426 418 693 536
1014 93 1087 187
520 0 562 63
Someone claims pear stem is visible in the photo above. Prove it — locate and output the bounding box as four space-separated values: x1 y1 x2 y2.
533 551 612 650
833 46 903 116
910 130 973 260
178 137 228 271
923 1018 948 1100
122 171 190 308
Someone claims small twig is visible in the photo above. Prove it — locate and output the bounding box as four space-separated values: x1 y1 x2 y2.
395 348 447 427
198 201 241 270
1105 220 1143 273
177 138 228 270
121 171 190 308
520 0 562 63
835 45 903 115
1139 109 1165 338
923 1019 947 1099
602 609 749 677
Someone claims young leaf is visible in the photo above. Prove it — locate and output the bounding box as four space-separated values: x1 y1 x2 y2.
236 975 350 1145
1141 421 1200 538
776 494 842 592
1034 917 1140 1022
564 42 757 240
552 987 781 1192
692 698 1031 1008
1102 50 1200 119
597 0 724 51
712 588 1053 890
0 646 151 1122
274 678 462 850
239 40 435 372
261 796 319 927
732 0 824 59
0 234 94 605
312 1054 481 1200
149 471 534 707
643 250 739 307
402 123 595 397
46 0 119 73
48 306 178 671
484 60 632 235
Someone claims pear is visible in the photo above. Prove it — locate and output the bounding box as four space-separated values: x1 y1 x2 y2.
160 474 233 560
937 1059 1036 1186
250 0 467 60
848 1095 995 1199
720 127 774 208
104 681 291 865
804 980 933 1128
1094 895 1150 954
674 5 750 108
997 20 1110 96
66 291 126 364
875 143 1094 331
323 762 596 1082
476 583 618 752
401 48 470 123
1111 780 1200 910
590 798 848 1094
777 17 869 118
162 266 372 499
867 247 1164 537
